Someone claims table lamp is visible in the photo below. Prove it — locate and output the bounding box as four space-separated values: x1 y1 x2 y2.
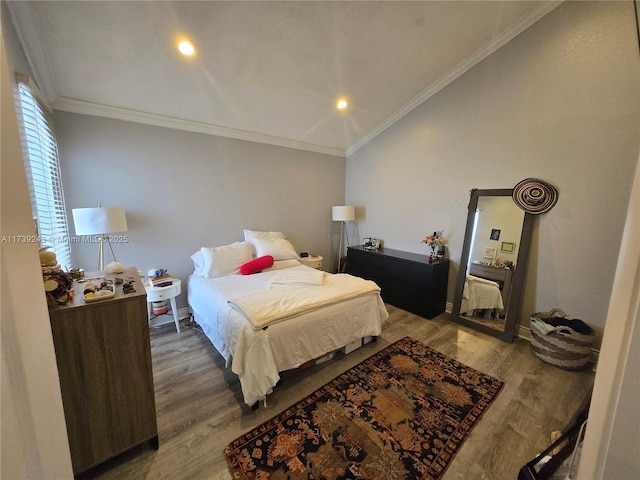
72 206 128 271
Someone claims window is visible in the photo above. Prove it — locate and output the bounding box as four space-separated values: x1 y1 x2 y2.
14 76 72 270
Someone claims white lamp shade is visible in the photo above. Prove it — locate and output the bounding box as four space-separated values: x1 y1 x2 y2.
72 207 128 235
332 205 355 222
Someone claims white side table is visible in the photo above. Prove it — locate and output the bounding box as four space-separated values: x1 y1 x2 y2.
145 279 182 333
299 255 323 269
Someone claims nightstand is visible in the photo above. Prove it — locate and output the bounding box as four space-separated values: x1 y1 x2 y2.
299 255 323 269
145 279 182 333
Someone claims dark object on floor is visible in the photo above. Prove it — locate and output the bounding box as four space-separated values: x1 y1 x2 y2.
518 407 589 480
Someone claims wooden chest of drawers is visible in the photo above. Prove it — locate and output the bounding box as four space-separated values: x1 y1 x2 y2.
48 268 158 474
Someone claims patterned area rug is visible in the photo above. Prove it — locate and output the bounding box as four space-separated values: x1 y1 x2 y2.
225 337 504 479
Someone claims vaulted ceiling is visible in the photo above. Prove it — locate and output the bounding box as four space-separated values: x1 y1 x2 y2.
7 1 560 156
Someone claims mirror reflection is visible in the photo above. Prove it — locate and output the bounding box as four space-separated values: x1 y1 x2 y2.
452 188 534 343
459 195 525 333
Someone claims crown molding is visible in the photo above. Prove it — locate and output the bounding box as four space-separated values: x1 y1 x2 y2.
346 1 563 157
52 98 346 158
6 1 58 105
11 0 561 159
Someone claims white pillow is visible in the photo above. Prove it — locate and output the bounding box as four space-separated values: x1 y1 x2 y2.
244 229 286 257
191 250 204 276
200 241 253 278
253 237 298 261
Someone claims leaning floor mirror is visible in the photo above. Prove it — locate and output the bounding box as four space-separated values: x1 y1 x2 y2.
451 188 535 342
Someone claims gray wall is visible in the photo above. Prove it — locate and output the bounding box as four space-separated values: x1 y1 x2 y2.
345 1 640 345
55 113 346 310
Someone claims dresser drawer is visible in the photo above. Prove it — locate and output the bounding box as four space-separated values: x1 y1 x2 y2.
347 248 383 271
468 264 508 282
346 246 449 319
383 258 432 287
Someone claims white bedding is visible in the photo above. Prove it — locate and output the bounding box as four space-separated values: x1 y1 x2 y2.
460 274 504 314
188 264 388 406
229 272 380 329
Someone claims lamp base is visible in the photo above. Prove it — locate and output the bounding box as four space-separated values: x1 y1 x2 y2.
335 221 347 273
96 234 118 271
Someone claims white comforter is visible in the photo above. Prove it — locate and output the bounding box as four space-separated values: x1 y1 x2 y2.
188 264 388 406
460 274 504 314
228 272 380 329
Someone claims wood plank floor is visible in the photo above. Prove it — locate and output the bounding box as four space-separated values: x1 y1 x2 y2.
80 305 594 480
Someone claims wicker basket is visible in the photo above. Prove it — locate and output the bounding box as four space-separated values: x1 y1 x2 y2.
529 308 595 370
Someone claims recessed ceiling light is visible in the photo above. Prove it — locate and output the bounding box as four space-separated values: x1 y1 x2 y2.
337 98 348 110
178 40 196 56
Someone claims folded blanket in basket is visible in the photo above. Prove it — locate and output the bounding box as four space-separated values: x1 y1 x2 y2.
531 316 593 336
544 318 593 335
531 318 556 335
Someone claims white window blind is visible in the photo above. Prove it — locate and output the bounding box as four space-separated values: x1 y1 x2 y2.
15 77 72 270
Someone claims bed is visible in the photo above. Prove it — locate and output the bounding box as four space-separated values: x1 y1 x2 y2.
187 230 389 406
460 274 504 316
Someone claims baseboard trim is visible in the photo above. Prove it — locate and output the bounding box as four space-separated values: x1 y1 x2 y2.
149 307 191 329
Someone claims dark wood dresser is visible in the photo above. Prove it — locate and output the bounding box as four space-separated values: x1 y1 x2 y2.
48 268 158 475
346 245 449 319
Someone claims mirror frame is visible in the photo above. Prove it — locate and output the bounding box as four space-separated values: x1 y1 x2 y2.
451 188 535 342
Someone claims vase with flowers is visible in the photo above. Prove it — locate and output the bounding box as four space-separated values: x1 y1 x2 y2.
421 230 446 263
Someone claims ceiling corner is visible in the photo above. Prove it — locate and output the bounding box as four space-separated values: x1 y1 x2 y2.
6 1 58 105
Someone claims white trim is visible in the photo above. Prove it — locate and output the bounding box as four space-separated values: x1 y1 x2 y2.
149 307 191 329
52 97 346 157
346 1 563 157
5 1 58 105
9 0 561 158
577 152 640 479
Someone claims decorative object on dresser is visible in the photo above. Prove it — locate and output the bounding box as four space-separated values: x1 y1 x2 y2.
346 245 450 319
48 268 158 475
332 205 355 272
72 206 128 270
225 336 504 480
147 268 173 287
363 237 381 250
421 230 446 263
40 247 73 306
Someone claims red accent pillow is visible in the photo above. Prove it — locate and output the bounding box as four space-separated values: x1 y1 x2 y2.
240 255 274 275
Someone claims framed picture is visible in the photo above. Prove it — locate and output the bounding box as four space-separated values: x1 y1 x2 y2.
501 241 516 253
363 238 380 250
490 228 501 240
483 247 497 258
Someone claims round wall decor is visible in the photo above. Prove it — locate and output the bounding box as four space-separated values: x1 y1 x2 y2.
512 178 558 214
